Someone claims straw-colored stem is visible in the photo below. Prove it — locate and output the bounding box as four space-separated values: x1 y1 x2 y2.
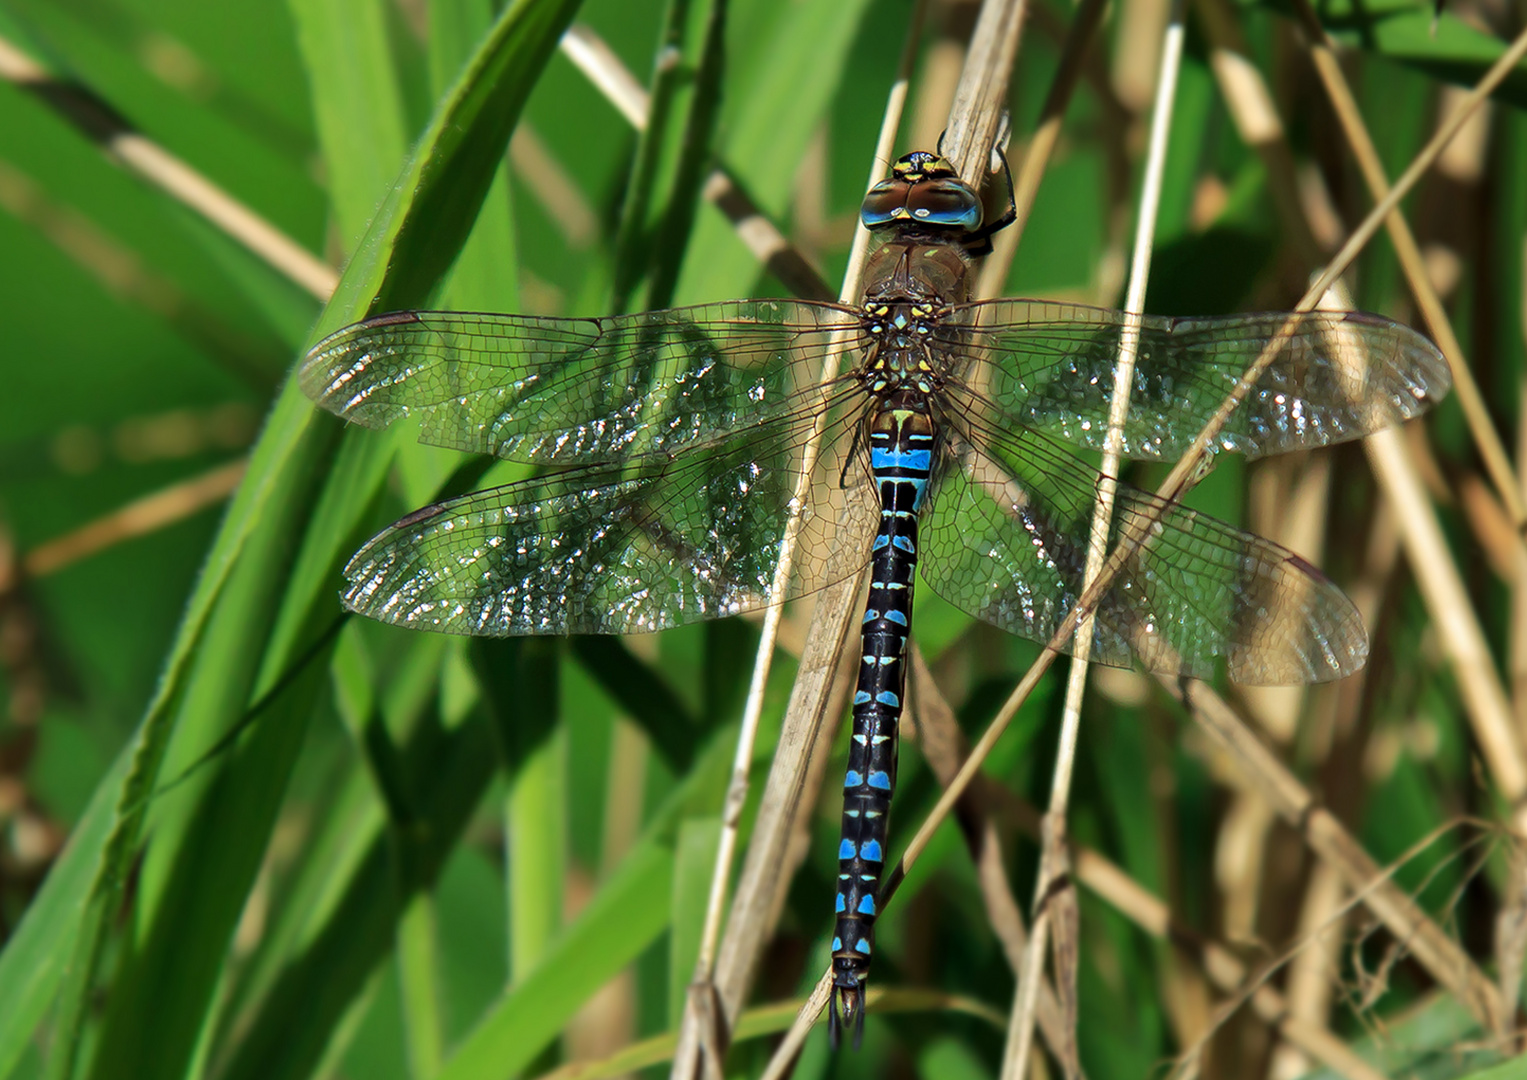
908 647 1073 1057
1003 4 1185 1075
16 462 248 581
747 2 1030 1063
1286 0 1527 538
0 34 337 299
861 6 1525 1053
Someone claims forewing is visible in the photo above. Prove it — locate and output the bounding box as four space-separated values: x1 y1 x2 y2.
301 301 865 466
340 388 880 635
942 300 1448 460
918 411 1368 684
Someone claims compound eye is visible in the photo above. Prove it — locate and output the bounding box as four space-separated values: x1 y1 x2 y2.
902 180 982 231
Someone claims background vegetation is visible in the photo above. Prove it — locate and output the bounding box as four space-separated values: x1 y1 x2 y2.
0 0 1524 1077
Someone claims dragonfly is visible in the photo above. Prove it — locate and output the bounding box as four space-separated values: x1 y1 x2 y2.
300 150 1449 1045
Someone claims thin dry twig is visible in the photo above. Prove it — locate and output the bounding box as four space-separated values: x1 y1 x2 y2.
16 461 248 581
0 33 337 300
909 647 1074 1058
1286 0 1527 539
668 3 934 1071
1004 3 1185 1074
560 26 834 302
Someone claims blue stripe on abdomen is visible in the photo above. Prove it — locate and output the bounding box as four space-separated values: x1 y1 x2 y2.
870 447 932 472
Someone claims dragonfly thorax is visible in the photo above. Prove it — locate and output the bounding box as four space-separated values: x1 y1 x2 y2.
860 300 943 394
861 237 974 307
856 235 974 395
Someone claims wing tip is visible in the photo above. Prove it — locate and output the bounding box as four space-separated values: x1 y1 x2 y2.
1228 552 1369 685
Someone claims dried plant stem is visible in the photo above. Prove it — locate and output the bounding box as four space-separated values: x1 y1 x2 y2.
909 648 1074 1058
939 0 1027 179
1366 425 1527 814
745 0 1029 1069
559 26 834 301
17 461 248 581
976 0 1109 299
1287 0 1527 538
1166 677 1507 1031
1004 5 1185 1076
0 34 337 300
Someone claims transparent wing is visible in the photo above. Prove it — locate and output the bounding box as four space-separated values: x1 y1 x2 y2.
301 301 866 466
340 388 881 635
918 405 1368 684
938 300 1448 460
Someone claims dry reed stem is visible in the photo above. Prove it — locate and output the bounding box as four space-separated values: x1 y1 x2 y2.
909 647 1073 1061
559 27 834 302
1166 676 1507 1032
747 0 1030 1069
1516 360 1527 744
1508 384 1527 1016
14 461 248 582
0 34 337 300
939 0 1027 181
1364 425 1527 811
1006 2 1185 1073
1286 0 1527 538
1266 862 1349 1078
975 0 1109 299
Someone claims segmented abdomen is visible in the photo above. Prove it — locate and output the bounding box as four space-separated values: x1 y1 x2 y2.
830 397 934 1046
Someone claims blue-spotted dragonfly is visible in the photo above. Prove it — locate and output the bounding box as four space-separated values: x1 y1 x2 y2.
301 151 1449 1044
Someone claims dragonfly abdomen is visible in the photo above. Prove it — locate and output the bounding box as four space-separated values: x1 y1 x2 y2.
831 398 935 1046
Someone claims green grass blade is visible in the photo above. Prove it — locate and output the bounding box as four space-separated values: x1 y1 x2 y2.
437 840 675 1080
288 0 411 251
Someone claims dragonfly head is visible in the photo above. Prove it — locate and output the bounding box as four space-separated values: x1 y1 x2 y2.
860 151 983 234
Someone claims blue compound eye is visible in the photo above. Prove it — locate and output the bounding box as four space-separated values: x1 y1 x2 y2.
860 153 983 232
902 179 982 230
